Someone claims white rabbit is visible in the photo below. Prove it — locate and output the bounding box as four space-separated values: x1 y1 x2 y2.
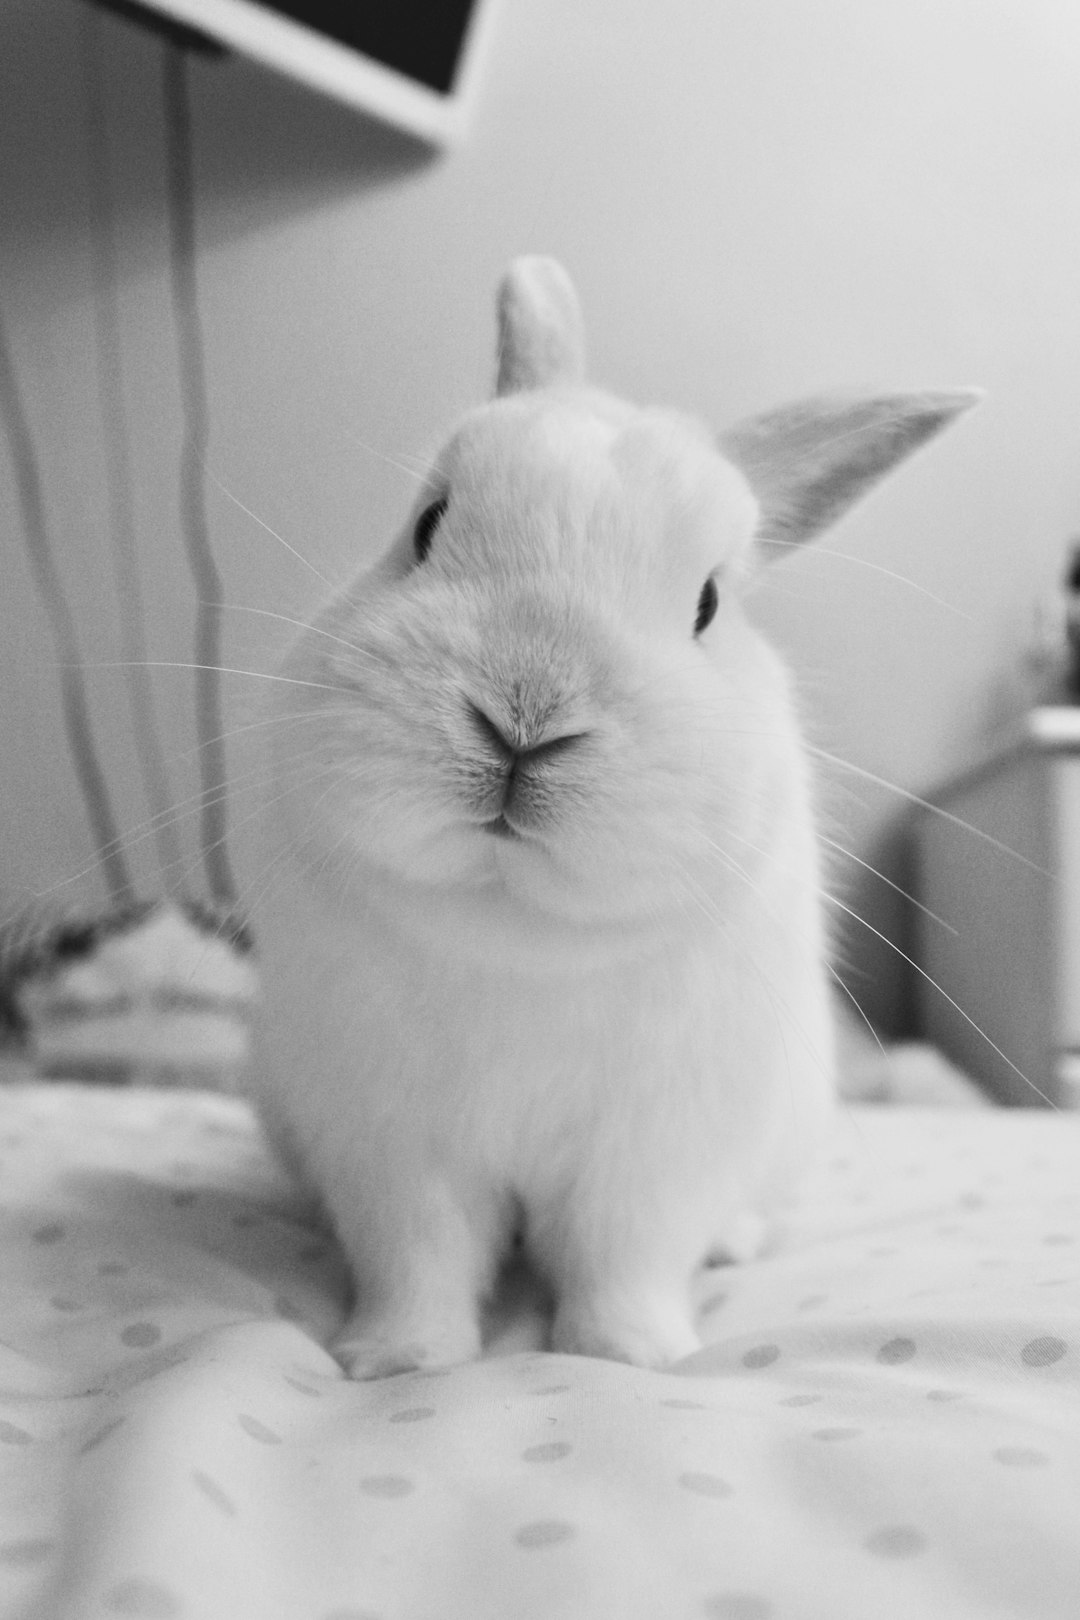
243 257 978 1377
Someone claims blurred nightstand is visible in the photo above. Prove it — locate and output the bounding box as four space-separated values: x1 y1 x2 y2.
916 707 1080 1108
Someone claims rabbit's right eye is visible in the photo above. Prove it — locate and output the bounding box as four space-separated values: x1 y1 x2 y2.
413 496 448 563
694 574 719 636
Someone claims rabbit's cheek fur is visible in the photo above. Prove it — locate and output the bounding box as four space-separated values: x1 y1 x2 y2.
279 592 788 932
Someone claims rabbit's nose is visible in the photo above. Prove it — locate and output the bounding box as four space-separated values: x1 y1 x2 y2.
465 701 587 765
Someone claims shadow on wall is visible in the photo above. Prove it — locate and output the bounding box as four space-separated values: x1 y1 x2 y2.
0 0 431 286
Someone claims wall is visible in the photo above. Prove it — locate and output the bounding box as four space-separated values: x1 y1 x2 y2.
3 0 1080 1033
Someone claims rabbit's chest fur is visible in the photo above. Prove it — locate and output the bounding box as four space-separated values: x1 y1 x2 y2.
250 766 832 1251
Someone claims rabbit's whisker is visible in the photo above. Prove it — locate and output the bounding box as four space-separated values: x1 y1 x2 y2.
807 744 1048 875
821 888 1053 1108
204 468 337 589
814 831 957 937
204 600 381 663
697 832 888 1069
71 660 349 695
753 539 970 619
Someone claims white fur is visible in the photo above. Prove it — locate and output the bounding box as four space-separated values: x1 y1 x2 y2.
243 258 976 1376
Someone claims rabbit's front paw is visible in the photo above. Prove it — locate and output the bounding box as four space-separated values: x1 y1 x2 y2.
705 1210 769 1267
551 1291 701 1368
334 1311 481 1380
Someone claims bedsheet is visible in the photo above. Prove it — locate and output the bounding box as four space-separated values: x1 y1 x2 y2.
0 1079 1078 1620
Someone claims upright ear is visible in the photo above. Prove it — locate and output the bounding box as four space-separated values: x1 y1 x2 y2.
720 389 983 553
495 257 586 396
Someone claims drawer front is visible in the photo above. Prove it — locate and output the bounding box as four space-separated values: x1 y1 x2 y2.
918 748 1056 1105
1051 757 1080 1047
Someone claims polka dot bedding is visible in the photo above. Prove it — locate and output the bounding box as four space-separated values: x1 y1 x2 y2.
1 1081 1079 1620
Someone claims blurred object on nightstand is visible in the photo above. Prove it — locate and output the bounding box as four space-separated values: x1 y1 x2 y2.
1065 538 1080 700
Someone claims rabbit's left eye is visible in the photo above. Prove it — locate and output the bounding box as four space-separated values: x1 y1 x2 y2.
413 496 448 563
694 575 719 636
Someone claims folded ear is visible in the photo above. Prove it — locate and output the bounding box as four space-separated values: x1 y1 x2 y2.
720 389 983 553
495 257 586 396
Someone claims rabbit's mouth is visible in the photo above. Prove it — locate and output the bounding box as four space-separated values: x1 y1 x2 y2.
484 813 519 840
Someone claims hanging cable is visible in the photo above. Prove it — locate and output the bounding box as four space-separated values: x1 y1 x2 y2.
0 307 136 908
160 40 237 909
82 8 184 893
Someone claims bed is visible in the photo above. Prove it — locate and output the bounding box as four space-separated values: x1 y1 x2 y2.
1 1069 1078 1620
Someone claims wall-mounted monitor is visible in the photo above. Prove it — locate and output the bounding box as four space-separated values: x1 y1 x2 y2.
119 1 498 146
